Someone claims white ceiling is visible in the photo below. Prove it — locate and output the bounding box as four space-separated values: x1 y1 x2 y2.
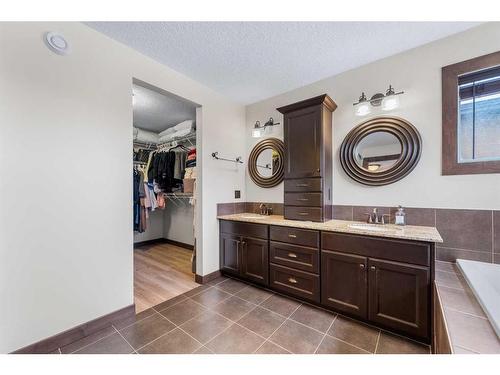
88 22 480 105
133 81 197 132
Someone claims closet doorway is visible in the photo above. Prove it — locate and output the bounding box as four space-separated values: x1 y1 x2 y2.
132 79 200 313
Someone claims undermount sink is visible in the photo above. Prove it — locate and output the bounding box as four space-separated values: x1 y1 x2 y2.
240 215 267 220
348 223 401 232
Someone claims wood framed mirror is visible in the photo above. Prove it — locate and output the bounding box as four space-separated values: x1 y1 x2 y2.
248 138 285 188
340 116 422 186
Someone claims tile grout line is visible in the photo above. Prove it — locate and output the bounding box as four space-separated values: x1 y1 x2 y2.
313 314 337 354
198 285 283 349
68 326 120 354
253 303 302 354
453 344 481 354
174 325 210 353
373 331 381 354
112 324 138 354
184 277 430 352
116 308 164 332
443 305 488 320
133 313 179 352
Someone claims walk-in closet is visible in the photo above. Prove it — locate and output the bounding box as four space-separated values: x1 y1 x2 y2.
132 80 199 312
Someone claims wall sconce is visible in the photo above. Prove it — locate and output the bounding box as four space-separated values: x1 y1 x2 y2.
353 85 404 117
252 117 280 138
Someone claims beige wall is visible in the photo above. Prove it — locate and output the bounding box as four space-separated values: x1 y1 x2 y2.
0 22 245 353
246 22 500 210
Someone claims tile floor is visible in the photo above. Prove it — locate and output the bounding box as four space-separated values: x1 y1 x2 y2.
53 276 430 354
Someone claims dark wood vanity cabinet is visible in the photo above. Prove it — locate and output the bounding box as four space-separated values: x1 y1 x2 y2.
368 258 430 339
277 94 337 222
321 250 368 319
321 232 432 342
219 220 269 286
219 220 434 343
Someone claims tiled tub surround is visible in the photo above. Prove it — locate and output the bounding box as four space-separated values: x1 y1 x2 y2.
434 261 500 354
217 203 499 263
49 277 429 354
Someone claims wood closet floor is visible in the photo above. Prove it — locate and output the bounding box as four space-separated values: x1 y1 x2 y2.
134 242 199 313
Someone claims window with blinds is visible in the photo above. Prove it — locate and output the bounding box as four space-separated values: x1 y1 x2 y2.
458 65 500 163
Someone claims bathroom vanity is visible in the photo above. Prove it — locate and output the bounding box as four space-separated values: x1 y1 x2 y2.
218 214 443 344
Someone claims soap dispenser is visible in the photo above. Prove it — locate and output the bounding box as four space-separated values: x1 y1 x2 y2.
395 205 406 226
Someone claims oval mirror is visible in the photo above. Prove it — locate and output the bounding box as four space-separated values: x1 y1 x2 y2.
248 138 285 188
354 131 402 173
340 117 422 186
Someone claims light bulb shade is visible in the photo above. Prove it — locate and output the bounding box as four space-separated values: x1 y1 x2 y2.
252 128 262 138
355 102 371 117
382 95 400 111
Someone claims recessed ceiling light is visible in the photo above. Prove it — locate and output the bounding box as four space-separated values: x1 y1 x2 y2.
44 32 71 56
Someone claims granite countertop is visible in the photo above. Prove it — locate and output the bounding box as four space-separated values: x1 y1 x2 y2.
217 213 443 243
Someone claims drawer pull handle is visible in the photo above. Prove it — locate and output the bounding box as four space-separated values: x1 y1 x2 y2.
288 234 297 238
296 183 309 187
288 253 298 258
359 264 365 270
370 266 376 271
288 277 298 284
297 198 309 201
298 212 309 216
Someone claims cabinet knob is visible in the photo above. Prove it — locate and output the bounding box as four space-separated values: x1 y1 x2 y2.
359 264 365 270
370 266 376 271
288 253 298 258
316 168 320 172
288 234 297 238
288 277 298 284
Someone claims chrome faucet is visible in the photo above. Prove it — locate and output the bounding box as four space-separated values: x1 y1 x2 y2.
259 203 273 216
365 208 390 224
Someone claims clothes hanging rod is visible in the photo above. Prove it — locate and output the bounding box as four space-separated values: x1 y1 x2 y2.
211 152 243 164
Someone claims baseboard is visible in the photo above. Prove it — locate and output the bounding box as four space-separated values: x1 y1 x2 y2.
133 238 166 248
12 304 135 354
134 238 194 250
195 270 221 284
162 238 194 250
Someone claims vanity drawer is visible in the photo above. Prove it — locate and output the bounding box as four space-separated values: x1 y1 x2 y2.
284 192 322 207
270 263 320 303
220 220 268 240
321 232 430 267
270 241 319 273
284 178 322 192
284 206 322 222
270 226 319 248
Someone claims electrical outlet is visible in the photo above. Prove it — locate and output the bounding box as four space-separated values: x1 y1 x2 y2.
234 190 241 199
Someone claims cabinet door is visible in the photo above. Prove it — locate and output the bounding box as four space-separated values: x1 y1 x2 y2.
220 233 240 276
368 258 430 340
241 237 269 286
321 250 368 319
284 107 321 179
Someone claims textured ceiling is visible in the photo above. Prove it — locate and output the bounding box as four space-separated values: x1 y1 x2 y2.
133 82 197 132
88 22 480 104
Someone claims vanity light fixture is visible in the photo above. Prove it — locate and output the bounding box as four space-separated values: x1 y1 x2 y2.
353 85 404 116
252 117 280 138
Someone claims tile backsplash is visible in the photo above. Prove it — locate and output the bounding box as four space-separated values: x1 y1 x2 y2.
217 202 499 264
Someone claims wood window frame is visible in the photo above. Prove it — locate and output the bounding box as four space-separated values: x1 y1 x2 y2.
442 51 500 175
